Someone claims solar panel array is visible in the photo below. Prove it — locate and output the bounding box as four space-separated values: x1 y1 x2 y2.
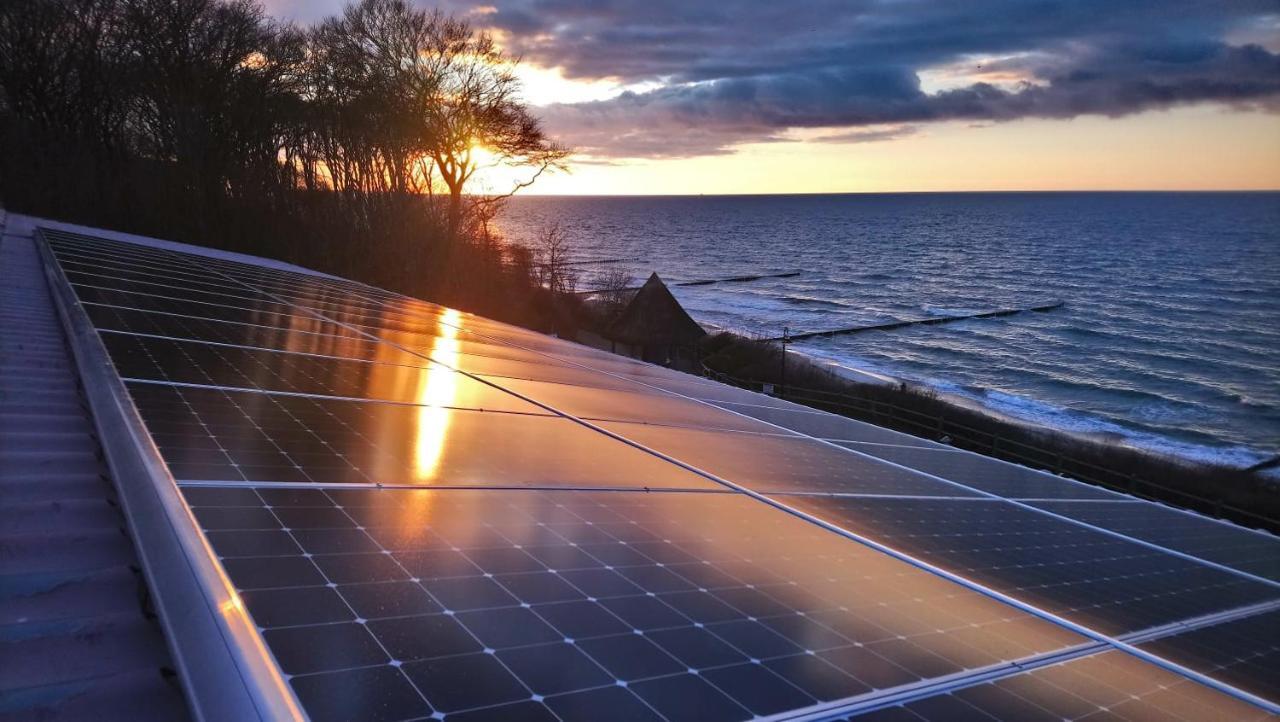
41 227 1280 722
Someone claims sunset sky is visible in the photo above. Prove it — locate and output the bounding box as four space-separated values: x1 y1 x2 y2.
268 0 1280 195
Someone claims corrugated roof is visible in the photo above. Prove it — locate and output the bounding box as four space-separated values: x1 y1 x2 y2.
0 217 189 720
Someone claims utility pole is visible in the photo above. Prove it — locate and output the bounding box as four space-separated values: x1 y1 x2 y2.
780 326 790 398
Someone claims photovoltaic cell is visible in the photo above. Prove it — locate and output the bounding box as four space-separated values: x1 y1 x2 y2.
777 496 1280 635
1025 500 1280 582
838 443 1127 500
184 487 1087 722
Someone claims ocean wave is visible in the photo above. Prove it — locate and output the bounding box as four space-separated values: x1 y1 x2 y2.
499 191 1280 465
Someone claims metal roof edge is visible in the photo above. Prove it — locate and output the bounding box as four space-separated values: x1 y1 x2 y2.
14 212 340 280
34 229 307 722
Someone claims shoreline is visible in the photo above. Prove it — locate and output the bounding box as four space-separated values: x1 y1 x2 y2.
685 330 1279 530
800 346 1277 475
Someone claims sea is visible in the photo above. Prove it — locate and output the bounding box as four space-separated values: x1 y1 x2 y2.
495 192 1280 470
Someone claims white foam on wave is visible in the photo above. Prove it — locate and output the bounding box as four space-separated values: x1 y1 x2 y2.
792 346 1272 470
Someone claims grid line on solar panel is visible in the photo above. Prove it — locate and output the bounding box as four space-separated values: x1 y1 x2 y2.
40 227 1280 711
52 231 1280 591
594 422 983 498
772 597 1280 721
45 230 346 281
1023 499 1280 583
49 240 445 322
69 243 963 498
62 268 289 307
1133 606 1280 704
83 301 586 374
184 486 1093 722
102 333 550 414
98 331 774 435
772 496 1280 636
127 383 724 490
833 442 1128 501
96 254 650 373
90 311 699 396
585 394 1278 591
70 280 463 337
825 649 1276 722
68 265 422 328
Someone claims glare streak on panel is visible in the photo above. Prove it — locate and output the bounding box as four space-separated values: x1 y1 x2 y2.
127 384 720 490
494 376 793 433
595 420 976 497
101 333 540 414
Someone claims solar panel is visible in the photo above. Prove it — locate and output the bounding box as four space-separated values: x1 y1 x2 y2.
775 496 1278 635
127 383 723 489
837 443 1127 500
184 486 1089 721
595 421 981 497
1025 500 1280 582
1135 608 1280 702
708 401 950 449
838 650 1275 722
35 225 1280 720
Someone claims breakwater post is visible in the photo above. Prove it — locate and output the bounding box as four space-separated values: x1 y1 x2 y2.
766 301 1064 341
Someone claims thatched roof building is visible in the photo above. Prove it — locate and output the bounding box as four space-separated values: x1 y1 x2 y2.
606 273 706 347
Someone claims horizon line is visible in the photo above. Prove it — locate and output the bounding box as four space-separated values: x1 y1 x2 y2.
500 188 1280 198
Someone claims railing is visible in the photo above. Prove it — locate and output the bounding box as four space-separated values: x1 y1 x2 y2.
701 365 1277 532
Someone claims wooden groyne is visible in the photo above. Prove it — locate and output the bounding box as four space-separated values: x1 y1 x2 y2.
577 270 801 295
535 257 640 268
768 301 1064 341
676 271 801 287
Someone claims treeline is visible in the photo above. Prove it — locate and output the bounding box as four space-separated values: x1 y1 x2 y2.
0 0 569 324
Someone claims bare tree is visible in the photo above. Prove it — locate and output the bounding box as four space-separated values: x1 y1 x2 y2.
597 267 637 319
419 16 570 235
534 222 578 295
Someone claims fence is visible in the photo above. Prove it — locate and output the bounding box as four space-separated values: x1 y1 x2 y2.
700 365 1277 532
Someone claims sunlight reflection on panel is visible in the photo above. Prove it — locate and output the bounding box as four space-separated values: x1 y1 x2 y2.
414 308 462 482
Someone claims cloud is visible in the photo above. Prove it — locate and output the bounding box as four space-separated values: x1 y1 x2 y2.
270 0 1280 158
811 126 920 144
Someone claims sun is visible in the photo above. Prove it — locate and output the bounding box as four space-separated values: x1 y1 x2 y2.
467 143 562 196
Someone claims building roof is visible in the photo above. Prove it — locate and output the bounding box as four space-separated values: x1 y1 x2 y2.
6 211 1279 721
606 272 707 346
0 215 189 720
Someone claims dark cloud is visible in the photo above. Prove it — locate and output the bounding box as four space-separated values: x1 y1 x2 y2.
273 0 1280 157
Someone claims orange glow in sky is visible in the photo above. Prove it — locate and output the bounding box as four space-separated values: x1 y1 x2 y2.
479 102 1280 195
